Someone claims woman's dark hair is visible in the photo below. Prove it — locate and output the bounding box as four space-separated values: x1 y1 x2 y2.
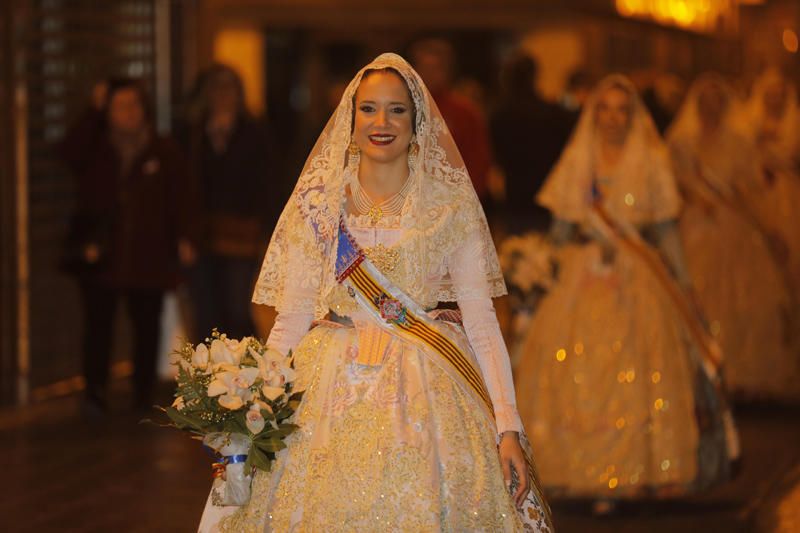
501 53 538 97
103 77 153 123
351 67 417 134
194 63 249 122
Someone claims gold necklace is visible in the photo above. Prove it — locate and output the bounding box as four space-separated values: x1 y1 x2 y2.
351 175 412 224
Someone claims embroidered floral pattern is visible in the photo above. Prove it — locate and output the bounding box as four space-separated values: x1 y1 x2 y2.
219 324 551 532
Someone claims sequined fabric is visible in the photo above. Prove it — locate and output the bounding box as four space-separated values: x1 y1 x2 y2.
515 243 703 497
220 324 550 532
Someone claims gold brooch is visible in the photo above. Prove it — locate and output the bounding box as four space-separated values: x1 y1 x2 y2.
365 243 400 273
367 205 384 225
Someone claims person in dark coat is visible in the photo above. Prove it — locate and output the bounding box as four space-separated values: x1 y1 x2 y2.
59 78 197 412
490 53 573 233
177 64 280 342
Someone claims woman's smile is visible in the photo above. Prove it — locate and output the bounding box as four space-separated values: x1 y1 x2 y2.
368 133 396 146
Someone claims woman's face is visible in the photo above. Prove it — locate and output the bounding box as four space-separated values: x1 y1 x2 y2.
208 72 241 116
108 88 146 134
697 83 728 131
353 70 414 165
595 86 633 145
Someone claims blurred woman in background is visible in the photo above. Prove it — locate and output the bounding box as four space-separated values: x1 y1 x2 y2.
178 64 281 341
513 76 736 512
668 74 799 403
741 69 800 303
60 78 196 413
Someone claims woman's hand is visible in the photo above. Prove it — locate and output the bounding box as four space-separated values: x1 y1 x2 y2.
499 431 529 508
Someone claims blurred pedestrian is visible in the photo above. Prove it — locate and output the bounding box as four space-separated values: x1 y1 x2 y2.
178 64 280 342
490 53 572 233
59 78 197 413
740 68 800 302
410 38 493 203
561 68 594 129
669 74 799 402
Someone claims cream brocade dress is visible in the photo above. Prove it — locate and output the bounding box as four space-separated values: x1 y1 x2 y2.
209 213 545 532
672 132 800 401
514 237 701 497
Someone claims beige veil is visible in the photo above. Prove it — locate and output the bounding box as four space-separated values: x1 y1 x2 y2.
537 74 681 226
742 68 800 161
253 53 505 318
666 73 756 194
668 73 743 143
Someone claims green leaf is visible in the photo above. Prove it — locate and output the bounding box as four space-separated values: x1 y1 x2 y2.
249 447 273 472
244 453 254 472
254 438 286 453
262 429 294 439
164 406 206 431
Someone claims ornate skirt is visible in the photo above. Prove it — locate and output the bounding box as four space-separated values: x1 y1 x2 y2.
514 243 731 498
202 321 550 532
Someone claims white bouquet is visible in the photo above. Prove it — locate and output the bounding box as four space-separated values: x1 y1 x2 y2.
154 330 303 506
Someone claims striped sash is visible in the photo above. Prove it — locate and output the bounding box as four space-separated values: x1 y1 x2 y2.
335 219 554 529
335 219 495 423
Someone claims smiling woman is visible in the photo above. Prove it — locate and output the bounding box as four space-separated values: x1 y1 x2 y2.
197 53 552 533
348 69 416 225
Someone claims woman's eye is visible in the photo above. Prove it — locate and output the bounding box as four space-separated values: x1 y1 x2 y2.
391 107 407 114
359 105 375 113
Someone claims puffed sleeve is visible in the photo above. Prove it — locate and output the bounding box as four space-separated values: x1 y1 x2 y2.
448 231 524 435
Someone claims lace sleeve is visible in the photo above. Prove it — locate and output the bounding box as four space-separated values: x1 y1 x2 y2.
267 311 314 356
259 231 317 354
448 232 523 435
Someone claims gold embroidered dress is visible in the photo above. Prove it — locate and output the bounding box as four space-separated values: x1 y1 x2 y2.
668 75 800 402
740 69 800 303
197 53 551 533
513 76 735 499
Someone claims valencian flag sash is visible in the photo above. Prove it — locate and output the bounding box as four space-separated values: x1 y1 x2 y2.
334 218 553 527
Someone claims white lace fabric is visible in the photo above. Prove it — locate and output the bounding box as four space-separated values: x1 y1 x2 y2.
254 52 518 433
267 214 522 434
252 53 505 319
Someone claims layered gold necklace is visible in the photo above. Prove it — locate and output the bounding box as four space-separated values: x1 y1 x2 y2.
350 175 412 225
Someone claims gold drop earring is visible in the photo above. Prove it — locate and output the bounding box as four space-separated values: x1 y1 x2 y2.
348 137 360 169
408 134 419 168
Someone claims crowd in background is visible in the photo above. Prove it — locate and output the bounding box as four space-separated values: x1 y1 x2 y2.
55 37 799 449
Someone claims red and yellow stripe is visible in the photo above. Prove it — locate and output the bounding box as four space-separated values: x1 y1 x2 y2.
347 264 494 417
